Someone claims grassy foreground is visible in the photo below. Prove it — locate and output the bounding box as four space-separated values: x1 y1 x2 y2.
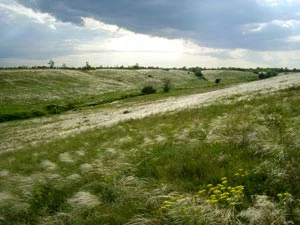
0 69 257 122
1 85 300 224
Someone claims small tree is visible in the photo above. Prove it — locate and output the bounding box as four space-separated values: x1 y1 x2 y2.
48 59 54 68
132 63 139 69
85 61 91 69
258 72 266 79
195 70 203 78
162 78 171 93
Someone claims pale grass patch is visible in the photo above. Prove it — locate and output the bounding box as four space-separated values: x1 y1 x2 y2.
59 152 74 163
0 170 10 177
80 163 94 173
8 174 38 193
35 212 72 225
238 195 285 225
125 216 162 225
143 137 153 145
66 174 82 182
119 136 133 143
104 148 118 156
156 135 167 143
173 128 190 141
164 195 239 225
206 113 233 143
115 176 150 203
0 191 29 217
68 191 100 209
44 173 62 181
205 111 274 151
255 161 288 181
76 150 85 156
40 160 57 171
0 191 17 204
286 116 300 148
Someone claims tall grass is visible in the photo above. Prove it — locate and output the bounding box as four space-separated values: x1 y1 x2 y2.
1 86 299 224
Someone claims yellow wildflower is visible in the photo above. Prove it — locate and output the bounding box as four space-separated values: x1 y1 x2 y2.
198 190 206 195
213 190 221 194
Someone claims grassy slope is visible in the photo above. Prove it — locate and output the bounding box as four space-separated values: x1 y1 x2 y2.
1 85 300 224
203 70 258 84
0 69 258 122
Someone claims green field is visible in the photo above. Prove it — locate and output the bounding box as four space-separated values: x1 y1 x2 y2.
1 69 299 225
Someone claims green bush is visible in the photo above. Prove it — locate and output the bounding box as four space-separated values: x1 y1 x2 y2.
162 78 171 93
195 71 203 78
215 78 222 84
141 86 156 95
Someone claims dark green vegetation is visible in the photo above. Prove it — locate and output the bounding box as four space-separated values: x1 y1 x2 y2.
141 85 157 95
0 69 258 122
1 83 300 224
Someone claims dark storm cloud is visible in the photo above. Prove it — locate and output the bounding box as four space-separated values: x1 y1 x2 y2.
16 0 300 50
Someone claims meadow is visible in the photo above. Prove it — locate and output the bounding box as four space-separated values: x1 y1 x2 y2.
0 69 299 225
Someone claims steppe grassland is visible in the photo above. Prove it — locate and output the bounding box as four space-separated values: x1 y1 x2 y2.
0 69 261 153
203 70 257 84
0 69 199 112
0 69 258 122
1 80 300 224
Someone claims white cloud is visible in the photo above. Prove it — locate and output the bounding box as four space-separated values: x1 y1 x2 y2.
287 35 300 42
272 19 300 28
242 23 267 33
0 1 57 29
257 0 298 6
82 17 120 33
243 19 300 34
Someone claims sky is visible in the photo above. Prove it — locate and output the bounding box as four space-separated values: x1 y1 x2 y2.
0 0 300 68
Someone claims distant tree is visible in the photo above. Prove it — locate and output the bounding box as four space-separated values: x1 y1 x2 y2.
48 59 54 68
132 63 139 69
258 72 266 79
195 70 203 78
215 78 222 84
62 63 67 69
162 78 171 93
85 61 91 69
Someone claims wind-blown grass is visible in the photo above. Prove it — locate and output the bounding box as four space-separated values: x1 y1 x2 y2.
1 85 299 224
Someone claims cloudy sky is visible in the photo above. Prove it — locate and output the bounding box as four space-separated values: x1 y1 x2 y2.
1 0 300 68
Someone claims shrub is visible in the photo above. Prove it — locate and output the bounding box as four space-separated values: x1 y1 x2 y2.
258 72 266 79
141 86 156 95
195 71 203 77
259 71 278 79
45 103 75 114
215 79 222 84
162 78 171 93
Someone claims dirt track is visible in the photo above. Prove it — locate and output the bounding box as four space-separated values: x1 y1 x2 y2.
1 73 300 154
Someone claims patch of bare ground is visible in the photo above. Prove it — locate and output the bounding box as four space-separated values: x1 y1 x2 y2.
1 73 300 154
